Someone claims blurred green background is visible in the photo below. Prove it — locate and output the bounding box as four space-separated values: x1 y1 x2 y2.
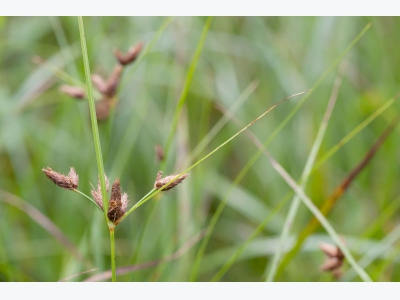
0 16 400 282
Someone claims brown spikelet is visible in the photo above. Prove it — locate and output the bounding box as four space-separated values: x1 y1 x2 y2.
42 167 78 190
114 41 144 66
154 171 189 191
319 242 345 279
104 65 123 97
60 85 86 99
92 65 123 97
92 74 108 95
154 144 164 162
95 99 111 121
90 174 109 210
107 178 129 224
319 242 344 259
320 257 342 272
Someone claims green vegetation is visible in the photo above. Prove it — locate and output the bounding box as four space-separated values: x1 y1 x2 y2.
0 16 400 282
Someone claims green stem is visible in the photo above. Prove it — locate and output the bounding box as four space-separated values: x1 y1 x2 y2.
78 16 115 282
77 17 109 219
121 91 307 224
162 16 213 167
109 228 116 282
73 189 103 211
120 188 156 223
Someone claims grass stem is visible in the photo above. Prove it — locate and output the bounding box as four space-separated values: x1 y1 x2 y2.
78 16 115 281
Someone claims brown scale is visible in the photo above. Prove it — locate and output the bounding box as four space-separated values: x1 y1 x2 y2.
107 178 126 222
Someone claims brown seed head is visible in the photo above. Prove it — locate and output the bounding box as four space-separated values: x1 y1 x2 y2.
319 241 345 279
154 171 189 191
104 65 123 97
92 65 123 97
320 257 342 272
107 178 129 224
319 242 344 259
114 41 144 66
95 99 111 121
92 74 108 95
42 167 78 190
90 174 109 210
154 144 164 163
60 85 86 99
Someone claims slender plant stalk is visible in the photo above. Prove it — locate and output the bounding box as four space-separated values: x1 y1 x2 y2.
274 114 400 279
109 228 117 282
311 93 399 173
341 224 400 282
118 16 174 94
211 96 372 282
162 16 213 167
254 141 372 281
73 189 103 211
188 91 309 281
265 64 345 281
78 16 116 281
186 80 259 164
121 90 308 224
211 195 290 281
190 24 371 281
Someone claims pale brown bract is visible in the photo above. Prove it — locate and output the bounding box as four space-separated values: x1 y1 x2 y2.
90 174 110 210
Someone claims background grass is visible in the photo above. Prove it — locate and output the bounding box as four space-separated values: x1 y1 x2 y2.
1 16 400 282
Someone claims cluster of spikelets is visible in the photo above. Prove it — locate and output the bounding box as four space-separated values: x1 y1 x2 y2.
42 167 188 225
319 242 345 279
60 41 143 120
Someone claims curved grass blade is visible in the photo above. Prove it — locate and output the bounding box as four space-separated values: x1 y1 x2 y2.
162 16 213 167
0 189 90 268
266 63 345 281
275 114 400 279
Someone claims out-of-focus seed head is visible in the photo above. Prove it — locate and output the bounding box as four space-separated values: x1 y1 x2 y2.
114 41 144 66
42 167 78 190
154 144 164 163
92 74 108 95
320 257 342 271
318 241 345 279
95 99 111 121
154 171 189 191
60 85 86 99
104 65 123 97
92 65 123 98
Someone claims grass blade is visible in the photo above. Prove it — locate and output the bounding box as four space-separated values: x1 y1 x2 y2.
265 63 345 281
162 16 213 165
276 114 400 279
0 189 90 268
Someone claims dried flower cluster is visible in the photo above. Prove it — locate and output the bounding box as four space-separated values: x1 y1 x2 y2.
114 42 143 66
154 171 189 191
60 85 86 99
42 167 78 190
319 242 345 279
106 178 129 224
42 166 188 226
59 41 144 121
154 144 164 163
